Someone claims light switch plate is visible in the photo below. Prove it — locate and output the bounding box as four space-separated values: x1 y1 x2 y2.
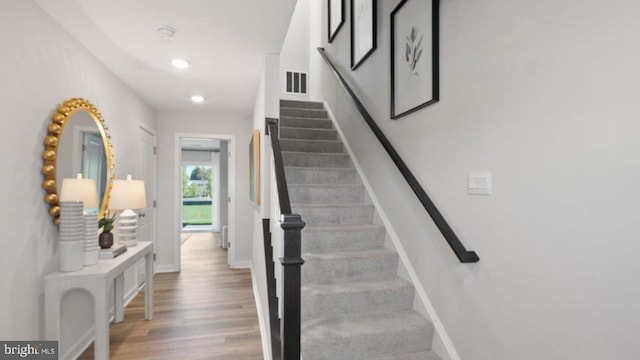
468 171 492 195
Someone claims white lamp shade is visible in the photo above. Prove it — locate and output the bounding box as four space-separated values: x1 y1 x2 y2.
60 175 99 209
109 175 146 210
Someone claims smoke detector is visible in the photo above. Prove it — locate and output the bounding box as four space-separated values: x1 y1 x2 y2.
156 25 176 40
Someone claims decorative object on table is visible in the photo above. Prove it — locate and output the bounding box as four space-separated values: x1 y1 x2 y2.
109 175 147 247
249 130 260 205
98 213 116 249
40 97 115 225
390 0 440 119
351 0 377 70
98 243 127 259
58 201 85 272
328 0 345 43
60 174 100 266
83 214 100 265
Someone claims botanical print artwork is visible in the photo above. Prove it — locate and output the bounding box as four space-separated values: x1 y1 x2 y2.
354 0 373 57
405 26 423 79
329 0 344 42
391 0 438 118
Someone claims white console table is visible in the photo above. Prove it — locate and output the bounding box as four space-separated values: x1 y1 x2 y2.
45 241 154 360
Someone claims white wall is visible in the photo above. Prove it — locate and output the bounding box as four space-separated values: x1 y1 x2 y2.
155 111 253 271
279 0 310 101
0 0 155 357
319 0 640 359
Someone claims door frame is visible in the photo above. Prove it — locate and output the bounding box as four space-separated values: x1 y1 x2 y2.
138 124 157 273
174 133 236 270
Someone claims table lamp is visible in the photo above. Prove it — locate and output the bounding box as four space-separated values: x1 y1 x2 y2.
60 173 100 267
109 174 146 247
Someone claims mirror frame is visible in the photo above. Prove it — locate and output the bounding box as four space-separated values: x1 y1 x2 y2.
41 98 115 224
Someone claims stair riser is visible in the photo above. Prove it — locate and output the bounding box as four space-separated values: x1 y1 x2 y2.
301 227 385 253
280 127 338 141
280 100 324 109
292 205 375 226
283 152 351 168
302 283 414 321
285 168 358 185
281 108 328 119
280 139 343 153
302 252 398 284
289 186 364 204
302 323 432 360
280 117 333 129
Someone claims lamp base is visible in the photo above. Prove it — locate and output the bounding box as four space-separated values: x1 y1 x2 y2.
117 209 138 247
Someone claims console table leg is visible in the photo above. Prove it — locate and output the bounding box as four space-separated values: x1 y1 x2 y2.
94 282 110 360
114 274 125 323
144 252 153 320
44 283 61 341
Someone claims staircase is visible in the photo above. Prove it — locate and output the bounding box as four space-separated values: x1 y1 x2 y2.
279 100 441 360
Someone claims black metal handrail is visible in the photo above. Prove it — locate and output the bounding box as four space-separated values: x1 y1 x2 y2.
267 118 292 214
266 118 305 359
317 48 479 263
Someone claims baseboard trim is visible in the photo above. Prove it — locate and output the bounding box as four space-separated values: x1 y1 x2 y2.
324 101 461 360
156 264 179 273
230 260 252 269
251 265 272 360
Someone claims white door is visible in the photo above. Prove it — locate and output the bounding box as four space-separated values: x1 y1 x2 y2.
137 126 157 284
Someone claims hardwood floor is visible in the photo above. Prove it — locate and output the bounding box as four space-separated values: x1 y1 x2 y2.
78 233 263 360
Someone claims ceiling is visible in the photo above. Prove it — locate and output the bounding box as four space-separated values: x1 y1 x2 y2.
35 0 297 115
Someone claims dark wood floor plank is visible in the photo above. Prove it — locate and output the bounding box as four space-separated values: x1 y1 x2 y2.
78 233 263 359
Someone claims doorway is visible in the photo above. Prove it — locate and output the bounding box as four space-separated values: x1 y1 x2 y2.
175 134 236 269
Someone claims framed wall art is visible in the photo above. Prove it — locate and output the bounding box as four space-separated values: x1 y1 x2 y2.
249 130 260 205
328 0 345 43
390 0 440 119
351 0 377 70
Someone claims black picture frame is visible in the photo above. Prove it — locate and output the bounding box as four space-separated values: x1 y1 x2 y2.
390 0 440 119
328 0 345 43
350 0 377 70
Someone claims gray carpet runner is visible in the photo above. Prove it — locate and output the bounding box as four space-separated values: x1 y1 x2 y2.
279 100 441 360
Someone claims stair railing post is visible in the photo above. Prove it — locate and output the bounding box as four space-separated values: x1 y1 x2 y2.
279 214 305 360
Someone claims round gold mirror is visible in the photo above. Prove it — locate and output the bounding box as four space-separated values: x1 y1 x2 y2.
42 98 114 224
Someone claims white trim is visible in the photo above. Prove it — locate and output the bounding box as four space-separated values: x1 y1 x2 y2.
156 264 179 273
323 101 461 360
251 264 272 360
230 260 252 269
175 133 237 270
138 123 158 273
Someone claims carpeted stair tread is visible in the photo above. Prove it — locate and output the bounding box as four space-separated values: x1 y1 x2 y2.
281 107 328 119
301 310 433 360
282 151 351 168
289 184 365 204
302 277 414 321
280 116 333 129
280 138 344 153
302 224 386 253
280 99 324 109
280 126 338 140
285 167 358 185
302 248 398 283
292 203 375 225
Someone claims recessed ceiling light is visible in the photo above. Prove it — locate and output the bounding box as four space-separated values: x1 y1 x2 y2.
191 95 204 103
171 59 190 69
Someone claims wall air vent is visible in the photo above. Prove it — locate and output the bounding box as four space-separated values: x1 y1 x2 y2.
284 70 308 95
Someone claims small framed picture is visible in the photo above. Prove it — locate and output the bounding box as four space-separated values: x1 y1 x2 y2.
328 0 345 43
390 0 440 119
351 0 377 70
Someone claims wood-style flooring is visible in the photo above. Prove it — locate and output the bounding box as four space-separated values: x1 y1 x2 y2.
78 233 263 360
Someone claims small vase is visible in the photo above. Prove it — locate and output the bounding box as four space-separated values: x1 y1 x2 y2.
99 232 114 249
